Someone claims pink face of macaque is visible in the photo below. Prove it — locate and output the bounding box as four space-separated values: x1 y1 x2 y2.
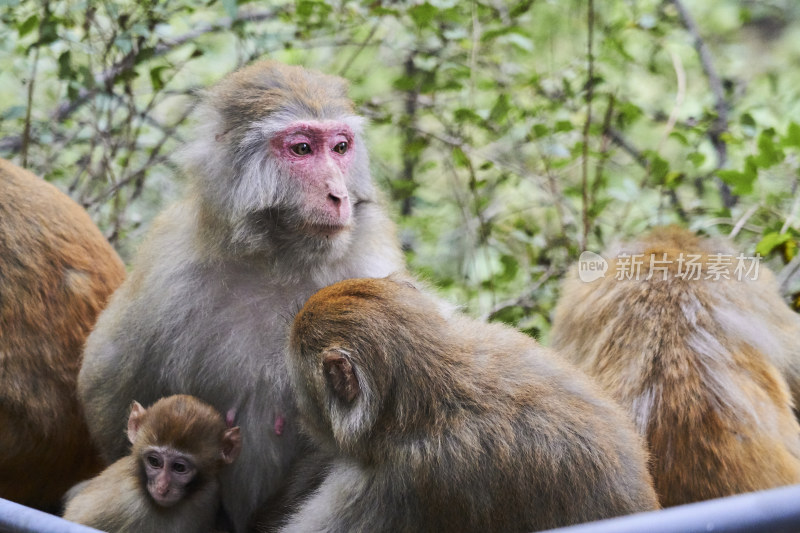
270 121 356 235
143 447 197 507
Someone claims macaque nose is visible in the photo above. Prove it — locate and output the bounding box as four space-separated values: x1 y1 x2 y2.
327 191 350 218
328 193 342 207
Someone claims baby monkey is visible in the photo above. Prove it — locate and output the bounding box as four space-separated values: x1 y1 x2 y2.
281 277 658 533
63 395 241 533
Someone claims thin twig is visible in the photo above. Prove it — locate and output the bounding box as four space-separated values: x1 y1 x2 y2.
669 0 734 208
21 46 40 168
580 0 595 251
780 187 800 234
670 0 728 167
605 127 649 169
657 47 686 152
483 265 556 322
338 20 380 78
729 203 759 238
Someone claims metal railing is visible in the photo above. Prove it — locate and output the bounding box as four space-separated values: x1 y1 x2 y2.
0 499 101 533
2 483 800 533
543 483 800 533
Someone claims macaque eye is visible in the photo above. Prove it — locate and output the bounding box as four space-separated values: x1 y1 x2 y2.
332 142 348 154
172 462 188 474
290 143 312 156
146 455 162 468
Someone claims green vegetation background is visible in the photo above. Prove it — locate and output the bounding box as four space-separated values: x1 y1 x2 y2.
2 0 799 341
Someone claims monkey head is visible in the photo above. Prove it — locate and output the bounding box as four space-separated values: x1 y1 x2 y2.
179 60 377 259
127 395 242 507
288 277 454 456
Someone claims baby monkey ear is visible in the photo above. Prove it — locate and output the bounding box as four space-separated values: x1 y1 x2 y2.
322 349 360 404
221 426 242 464
127 401 146 444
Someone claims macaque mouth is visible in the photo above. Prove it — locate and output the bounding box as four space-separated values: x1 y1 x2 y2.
304 221 351 237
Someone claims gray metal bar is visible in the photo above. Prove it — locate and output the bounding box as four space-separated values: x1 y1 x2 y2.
0 499 103 533
542 483 800 533
2 484 800 532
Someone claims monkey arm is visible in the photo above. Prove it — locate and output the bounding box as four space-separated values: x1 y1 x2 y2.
277 461 400 533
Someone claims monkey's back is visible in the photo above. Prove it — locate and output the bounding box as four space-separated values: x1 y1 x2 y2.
0 158 125 509
434 319 659 530
551 226 800 506
356 318 659 532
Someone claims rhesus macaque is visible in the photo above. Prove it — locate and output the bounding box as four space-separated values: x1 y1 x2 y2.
279 277 659 533
550 226 800 507
0 158 125 510
78 60 405 531
63 394 241 533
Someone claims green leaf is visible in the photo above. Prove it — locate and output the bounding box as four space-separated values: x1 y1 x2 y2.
756 231 791 257
783 122 800 149
740 113 756 128
488 94 510 124
668 131 688 146
643 151 669 183
498 254 519 282
37 13 58 46
18 14 38 37
452 146 469 168
409 2 437 28
687 152 706 168
531 123 549 138
57 50 72 80
554 120 573 133
453 108 483 125
755 129 784 168
717 161 756 195
149 66 168 91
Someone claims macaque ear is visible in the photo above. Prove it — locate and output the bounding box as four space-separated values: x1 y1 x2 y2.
322 350 360 403
221 427 242 464
127 401 146 444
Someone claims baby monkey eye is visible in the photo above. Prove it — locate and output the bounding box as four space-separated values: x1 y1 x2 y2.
291 143 312 156
332 142 348 154
172 462 188 473
146 455 162 468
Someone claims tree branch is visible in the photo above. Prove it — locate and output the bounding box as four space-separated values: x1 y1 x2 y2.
0 7 281 154
580 0 595 251
669 0 734 207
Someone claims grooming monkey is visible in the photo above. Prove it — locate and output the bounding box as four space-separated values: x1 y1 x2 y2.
78 60 405 530
279 277 659 533
0 158 125 510
551 226 800 507
63 395 241 533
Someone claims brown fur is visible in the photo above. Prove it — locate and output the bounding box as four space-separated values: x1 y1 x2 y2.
63 395 241 533
280 277 658 533
551 226 800 507
0 158 125 510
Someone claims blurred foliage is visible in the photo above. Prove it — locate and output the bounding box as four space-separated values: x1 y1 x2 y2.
2 0 800 340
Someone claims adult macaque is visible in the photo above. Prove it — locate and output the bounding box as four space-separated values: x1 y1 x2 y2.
78 60 405 530
63 394 241 533
0 158 125 510
551 226 800 507
279 277 659 533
